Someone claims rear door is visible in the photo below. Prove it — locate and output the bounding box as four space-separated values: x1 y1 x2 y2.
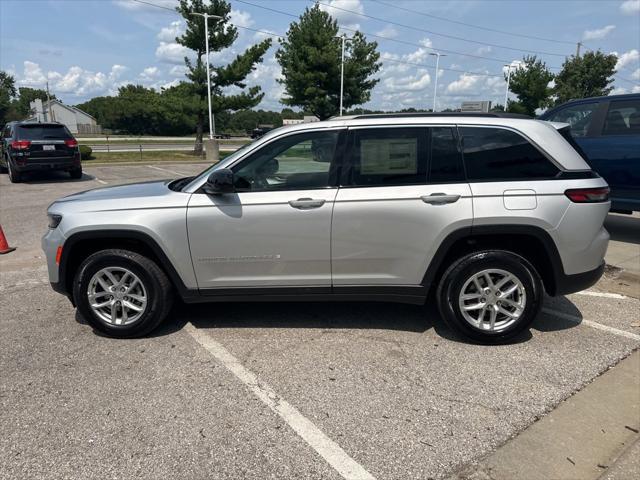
331 125 473 287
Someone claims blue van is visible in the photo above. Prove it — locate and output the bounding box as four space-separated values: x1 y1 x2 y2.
540 93 640 213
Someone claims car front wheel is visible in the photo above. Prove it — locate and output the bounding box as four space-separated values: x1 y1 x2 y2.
437 250 543 344
73 249 173 338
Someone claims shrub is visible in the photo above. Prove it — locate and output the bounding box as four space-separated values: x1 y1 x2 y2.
79 145 93 160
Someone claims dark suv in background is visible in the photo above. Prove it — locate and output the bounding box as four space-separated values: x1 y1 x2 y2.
1 121 82 183
540 93 640 213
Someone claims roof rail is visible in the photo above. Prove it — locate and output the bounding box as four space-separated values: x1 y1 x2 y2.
350 112 532 120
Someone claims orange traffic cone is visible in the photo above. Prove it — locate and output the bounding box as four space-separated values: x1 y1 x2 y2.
0 225 16 254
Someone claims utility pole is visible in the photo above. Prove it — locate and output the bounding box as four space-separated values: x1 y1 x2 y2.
575 42 582 58
503 64 513 112
335 34 352 116
429 52 446 112
46 81 55 122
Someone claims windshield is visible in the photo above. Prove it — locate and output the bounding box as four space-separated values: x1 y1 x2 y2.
182 140 257 191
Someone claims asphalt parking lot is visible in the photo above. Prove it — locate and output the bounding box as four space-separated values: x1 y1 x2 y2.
1 164 639 480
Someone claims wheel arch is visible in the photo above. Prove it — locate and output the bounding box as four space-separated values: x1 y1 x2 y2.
59 230 193 302
422 225 564 296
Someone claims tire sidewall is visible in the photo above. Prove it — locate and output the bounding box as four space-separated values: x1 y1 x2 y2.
73 250 166 338
438 251 542 343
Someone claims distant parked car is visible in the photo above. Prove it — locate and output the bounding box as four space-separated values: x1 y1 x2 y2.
213 132 231 140
250 126 274 139
0 121 82 183
540 94 640 213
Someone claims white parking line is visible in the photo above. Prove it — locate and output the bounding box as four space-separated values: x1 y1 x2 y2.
542 308 640 341
147 165 186 177
94 178 108 185
183 323 376 480
575 291 627 300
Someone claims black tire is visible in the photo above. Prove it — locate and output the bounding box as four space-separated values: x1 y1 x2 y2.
436 250 543 344
69 166 83 179
73 249 173 338
7 160 22 183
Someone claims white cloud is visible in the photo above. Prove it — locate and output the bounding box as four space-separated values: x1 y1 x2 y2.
18 62 130 97
113 0 177 11
158 20 183 42
230 9 254 29
582 25 616 41
446 73 482 94
631 68 640 80
620 0 640 14
375 25 398 39
476 45 492 56
139 66 161 82
156 41 190 64
615 49 640 70
169 65 187 77
320 0 364 30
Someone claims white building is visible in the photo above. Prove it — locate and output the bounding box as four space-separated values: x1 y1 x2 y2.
28 98 101 134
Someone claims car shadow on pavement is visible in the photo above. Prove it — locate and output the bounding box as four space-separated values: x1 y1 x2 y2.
20 171 95 184
605 213 640 245
532 295 583 333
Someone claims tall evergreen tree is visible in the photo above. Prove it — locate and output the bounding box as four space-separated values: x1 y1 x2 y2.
276 4 381 120
553 51 617 105
175 0 271 154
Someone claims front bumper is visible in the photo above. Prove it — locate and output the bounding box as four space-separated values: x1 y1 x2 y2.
42 226 66 286
555 261 605 296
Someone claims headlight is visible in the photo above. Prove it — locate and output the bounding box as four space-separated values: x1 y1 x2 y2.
48 214 63 229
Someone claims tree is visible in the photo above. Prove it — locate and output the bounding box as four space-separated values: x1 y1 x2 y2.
276 4 381 120
553 51 617 105
0 71 17 124
14 87 56 117
507 56 554 116
175 0 271 154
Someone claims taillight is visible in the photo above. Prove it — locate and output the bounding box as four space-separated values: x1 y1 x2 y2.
11 140 31 150
565 187 610 203
64 139 78 147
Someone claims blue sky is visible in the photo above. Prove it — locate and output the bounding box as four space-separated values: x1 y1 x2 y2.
1 0 639 111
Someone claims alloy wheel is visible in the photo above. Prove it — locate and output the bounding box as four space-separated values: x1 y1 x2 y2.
87 267 148 326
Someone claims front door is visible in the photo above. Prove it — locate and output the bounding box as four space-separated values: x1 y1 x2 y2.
187 129 343 290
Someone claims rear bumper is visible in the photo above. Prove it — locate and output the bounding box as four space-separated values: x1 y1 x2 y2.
555 261 605 296
16 158 79 172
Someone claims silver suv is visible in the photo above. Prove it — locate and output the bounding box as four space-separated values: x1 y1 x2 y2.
43 113 610 343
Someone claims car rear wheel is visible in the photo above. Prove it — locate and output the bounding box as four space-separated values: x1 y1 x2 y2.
69 166 83 179
7 160 22 183
73 249 173 338
437 250 543 344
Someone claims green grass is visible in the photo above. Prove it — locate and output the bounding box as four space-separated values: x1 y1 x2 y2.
83 150 232 164
81 138 248 146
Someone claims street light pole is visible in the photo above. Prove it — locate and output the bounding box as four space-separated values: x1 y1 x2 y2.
335 34 352 116
429 52 446 112
190 12 223 140
503 64 513 111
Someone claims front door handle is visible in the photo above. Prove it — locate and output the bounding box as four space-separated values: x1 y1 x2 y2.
421 193 461 205
288 198 326 209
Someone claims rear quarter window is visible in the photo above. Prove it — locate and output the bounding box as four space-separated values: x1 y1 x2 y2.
459 126 559 181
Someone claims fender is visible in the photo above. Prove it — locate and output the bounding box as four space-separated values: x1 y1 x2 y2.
57 230 197 302
421 224 566 296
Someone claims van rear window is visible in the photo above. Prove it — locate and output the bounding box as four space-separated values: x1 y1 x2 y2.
17 124 72 140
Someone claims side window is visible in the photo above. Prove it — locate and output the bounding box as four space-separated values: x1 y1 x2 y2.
547 102 598 137
233 130 339 192
346 128 426 186
429 127 464 183
460 127 559 181
602 99 640 136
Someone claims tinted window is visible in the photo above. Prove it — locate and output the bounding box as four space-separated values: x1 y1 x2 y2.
346 128 426 186
547 102 598 137
460 127 558 181
17 124 72 140
603 99 640 136
429 127 464 183
233 130 338 191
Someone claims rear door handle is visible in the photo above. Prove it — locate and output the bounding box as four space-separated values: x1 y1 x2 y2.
288 198 326 209
421 193 461 205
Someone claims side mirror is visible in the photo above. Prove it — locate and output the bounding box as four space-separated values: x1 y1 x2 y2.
203 168 235 195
